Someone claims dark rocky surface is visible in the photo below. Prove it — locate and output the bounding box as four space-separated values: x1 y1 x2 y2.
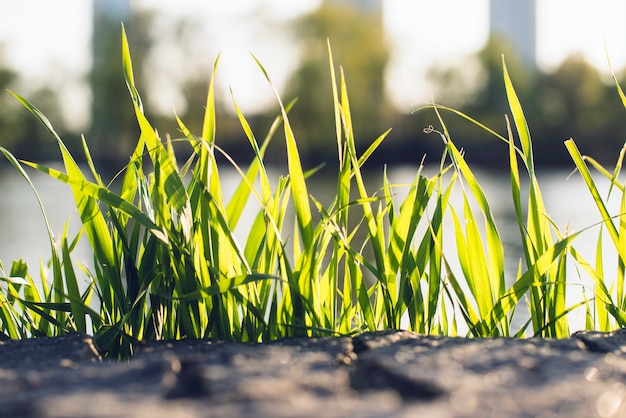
2 329 626 417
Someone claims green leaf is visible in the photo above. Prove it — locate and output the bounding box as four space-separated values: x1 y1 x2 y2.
23 161 168 244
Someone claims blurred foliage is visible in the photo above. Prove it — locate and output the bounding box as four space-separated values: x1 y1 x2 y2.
1 4 626 169
0 46 70 161
533 55 625 164
0 48 23 151
282 3 391 162
418 36 626 167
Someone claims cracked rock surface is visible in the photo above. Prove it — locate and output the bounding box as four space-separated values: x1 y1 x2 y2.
2 330 626 417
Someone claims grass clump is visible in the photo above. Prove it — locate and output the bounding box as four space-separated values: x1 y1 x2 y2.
1 27 626 359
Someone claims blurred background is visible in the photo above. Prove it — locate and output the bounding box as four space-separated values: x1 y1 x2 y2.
0 0 625 169
2 0 626 288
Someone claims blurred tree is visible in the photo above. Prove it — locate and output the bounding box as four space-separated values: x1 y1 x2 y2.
422 37 626 166
0 45 75 161
420 36 538 166
0 46 25 152
534 55 621 163
283 3 391 163
442 36 536 136
472 39 534 130
14 85 68 160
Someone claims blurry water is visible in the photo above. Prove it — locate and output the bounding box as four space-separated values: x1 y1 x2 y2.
0 164 91 274
0 163 621 333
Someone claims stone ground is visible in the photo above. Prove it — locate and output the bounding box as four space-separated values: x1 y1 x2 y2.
2 330 626 417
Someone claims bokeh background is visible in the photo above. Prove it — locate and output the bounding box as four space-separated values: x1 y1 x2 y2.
0 0 625 169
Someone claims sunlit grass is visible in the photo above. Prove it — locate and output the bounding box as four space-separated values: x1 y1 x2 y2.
1 27 626 358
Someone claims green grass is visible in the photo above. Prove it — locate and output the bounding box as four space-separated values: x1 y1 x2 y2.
1 28 626 358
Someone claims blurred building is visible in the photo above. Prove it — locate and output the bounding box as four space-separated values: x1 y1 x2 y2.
92 0 131 55
91 0 134 162
330 0 382 14
326 0 382 23
92 0 131 70
490 0 536 68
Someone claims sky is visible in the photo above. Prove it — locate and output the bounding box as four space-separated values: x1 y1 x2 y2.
0 1 625 129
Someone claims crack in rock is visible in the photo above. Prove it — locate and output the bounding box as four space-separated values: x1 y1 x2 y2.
345 333 446 401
